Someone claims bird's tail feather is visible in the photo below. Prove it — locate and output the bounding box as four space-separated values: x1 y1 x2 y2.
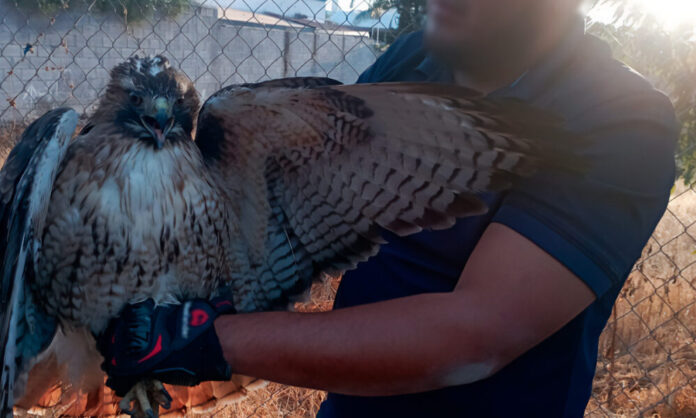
14 327 103 411
14 328 265 417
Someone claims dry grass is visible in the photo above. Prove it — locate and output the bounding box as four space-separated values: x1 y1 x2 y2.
588 182 696 417
0 121 24 161
185 382 326 418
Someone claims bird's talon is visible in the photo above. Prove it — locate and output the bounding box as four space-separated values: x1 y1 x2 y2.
161 386 172 403
161 392 172 408
119 394 135 415
119 380 167 417
154 380 172 402
161 398 171 410
151 380 171 409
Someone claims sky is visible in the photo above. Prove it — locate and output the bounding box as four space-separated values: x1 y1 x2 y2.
325 0 369 12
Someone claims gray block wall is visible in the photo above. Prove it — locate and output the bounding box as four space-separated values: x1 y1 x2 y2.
0 1 379 122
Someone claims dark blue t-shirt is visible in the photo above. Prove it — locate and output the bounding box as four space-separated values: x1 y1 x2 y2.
318 22 678 418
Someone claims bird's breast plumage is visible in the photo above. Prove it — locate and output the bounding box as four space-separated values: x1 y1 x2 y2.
34 129 234 333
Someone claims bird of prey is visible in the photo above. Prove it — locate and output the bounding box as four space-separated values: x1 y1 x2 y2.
0 55 579 417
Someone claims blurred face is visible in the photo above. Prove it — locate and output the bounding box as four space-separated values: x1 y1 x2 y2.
425 0 580 67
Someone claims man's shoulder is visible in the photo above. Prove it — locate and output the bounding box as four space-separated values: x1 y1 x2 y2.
357 31 427 83
383 30 426 57
552 34 677 132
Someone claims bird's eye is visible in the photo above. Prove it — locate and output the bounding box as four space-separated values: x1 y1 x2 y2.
129 92 143 106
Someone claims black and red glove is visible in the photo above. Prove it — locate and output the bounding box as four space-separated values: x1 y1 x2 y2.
97 291 236 397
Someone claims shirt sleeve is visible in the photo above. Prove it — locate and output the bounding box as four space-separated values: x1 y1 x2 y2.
492 92 679 297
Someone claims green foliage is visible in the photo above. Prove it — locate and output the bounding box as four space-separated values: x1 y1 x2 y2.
13 0 190 21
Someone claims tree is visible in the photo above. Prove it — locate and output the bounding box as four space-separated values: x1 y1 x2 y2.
357 0 426 44
369 0 425 33
12 0 191 21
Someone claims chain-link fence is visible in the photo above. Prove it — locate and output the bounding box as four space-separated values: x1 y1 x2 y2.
586 181 696 417
0 0 388 122
2 1 694 417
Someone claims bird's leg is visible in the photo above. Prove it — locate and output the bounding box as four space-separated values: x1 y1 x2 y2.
117 302 172 416
119 379 172 418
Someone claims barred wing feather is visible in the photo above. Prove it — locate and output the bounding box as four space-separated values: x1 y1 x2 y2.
195 78 581 311
0 108 77 416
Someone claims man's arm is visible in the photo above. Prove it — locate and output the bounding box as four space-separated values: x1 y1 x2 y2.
214 222 596 396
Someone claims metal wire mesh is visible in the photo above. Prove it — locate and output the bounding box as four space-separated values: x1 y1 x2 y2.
0 0 421 122
586 182 696 417
1 1 694 417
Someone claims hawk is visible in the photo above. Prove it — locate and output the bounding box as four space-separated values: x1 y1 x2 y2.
0 56 579 416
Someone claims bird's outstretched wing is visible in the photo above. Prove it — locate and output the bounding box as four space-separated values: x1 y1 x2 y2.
0 108 77 416
195 78 582 311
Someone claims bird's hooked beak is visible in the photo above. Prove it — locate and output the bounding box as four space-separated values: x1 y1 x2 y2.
140 97 174 149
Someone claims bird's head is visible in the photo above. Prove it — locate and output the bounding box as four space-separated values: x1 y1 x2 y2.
94 55 200 149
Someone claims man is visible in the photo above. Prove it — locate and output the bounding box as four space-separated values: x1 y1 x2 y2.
101 0 678 416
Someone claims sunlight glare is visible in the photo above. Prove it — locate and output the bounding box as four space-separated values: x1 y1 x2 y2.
637 0 696 30
591 0 696 31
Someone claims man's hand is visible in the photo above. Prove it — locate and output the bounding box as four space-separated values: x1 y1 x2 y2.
97 292 235 397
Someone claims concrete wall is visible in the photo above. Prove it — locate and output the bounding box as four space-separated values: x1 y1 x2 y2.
0 2 379 122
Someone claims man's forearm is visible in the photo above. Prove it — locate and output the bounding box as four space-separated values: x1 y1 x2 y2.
214 292 503 396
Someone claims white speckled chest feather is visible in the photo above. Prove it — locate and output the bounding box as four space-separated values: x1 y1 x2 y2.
34 129 234 333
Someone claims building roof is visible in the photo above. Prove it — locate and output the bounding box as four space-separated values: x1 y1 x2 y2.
264 12 371 36
215 8 311 30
